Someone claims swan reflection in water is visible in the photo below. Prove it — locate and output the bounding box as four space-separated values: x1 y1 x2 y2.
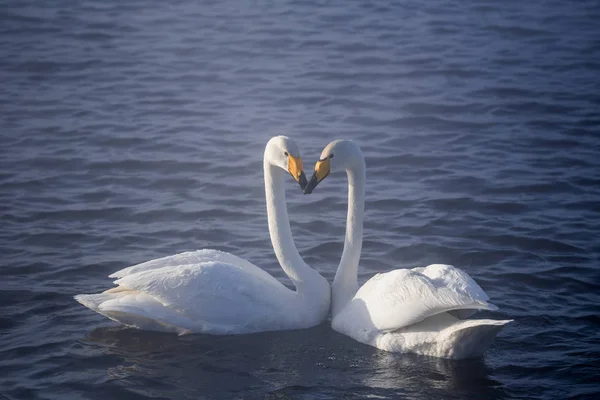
81 325 507 399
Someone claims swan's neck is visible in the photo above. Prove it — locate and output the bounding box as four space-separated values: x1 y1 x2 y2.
264 161 311 291
332 158 366 316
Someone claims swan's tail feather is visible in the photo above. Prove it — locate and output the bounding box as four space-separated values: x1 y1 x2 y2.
74 293 113 312
74 287 136 311
377 314 512 359
74 291 194 335
440 318 512 359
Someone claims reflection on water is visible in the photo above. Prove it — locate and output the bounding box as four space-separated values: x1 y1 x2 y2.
82 325 506 399
370 352 504 398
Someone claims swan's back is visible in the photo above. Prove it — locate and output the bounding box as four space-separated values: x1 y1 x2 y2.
109 249 268 280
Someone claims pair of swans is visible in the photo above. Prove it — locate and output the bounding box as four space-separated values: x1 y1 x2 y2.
76 136 511 359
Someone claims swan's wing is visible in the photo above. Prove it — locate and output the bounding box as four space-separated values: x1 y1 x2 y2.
413 264 489 302
112 260 296 332
348 267 497 332
414 264 491 319
109 249 265 279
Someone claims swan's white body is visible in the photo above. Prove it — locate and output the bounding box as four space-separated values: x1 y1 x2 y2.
75 136 330 335
310 140 511 359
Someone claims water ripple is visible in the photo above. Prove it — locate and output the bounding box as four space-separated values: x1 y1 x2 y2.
1 0 599 399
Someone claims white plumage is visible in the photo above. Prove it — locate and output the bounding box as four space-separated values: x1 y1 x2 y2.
331 264 509 358
76 250 318 334
75 136 330 335
308 139 511 359
334 265 497 334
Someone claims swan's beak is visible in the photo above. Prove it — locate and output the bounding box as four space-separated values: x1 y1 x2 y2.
288 155 308 191
304 173 319 194
298 171 308 190
303 158 330 194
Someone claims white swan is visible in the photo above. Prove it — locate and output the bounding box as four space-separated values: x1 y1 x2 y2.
75 136 330 335
304 140 511 359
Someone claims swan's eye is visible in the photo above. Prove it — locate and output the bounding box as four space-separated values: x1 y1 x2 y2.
284 151 289 156
329 154 334 159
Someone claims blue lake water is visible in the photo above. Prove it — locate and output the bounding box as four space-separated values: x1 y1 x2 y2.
1 0 599 398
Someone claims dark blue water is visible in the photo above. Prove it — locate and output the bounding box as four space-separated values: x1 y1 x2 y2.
1 0 599 399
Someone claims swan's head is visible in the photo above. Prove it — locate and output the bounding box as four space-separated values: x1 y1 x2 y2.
265 135 308 190
304 139 363 194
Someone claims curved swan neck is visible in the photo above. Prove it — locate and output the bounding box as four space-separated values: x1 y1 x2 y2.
332 154 366 315
263 159 309 288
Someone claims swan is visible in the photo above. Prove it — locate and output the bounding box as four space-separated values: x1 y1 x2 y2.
304 139 511 359
75 136 330 335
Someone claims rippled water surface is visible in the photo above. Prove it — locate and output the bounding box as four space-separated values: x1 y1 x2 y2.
1 0 599 399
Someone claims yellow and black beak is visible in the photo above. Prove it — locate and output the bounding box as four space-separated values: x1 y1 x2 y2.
288 154 308 191
304 157 330 194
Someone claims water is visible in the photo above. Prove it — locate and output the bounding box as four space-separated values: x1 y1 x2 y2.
1 0 599 398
